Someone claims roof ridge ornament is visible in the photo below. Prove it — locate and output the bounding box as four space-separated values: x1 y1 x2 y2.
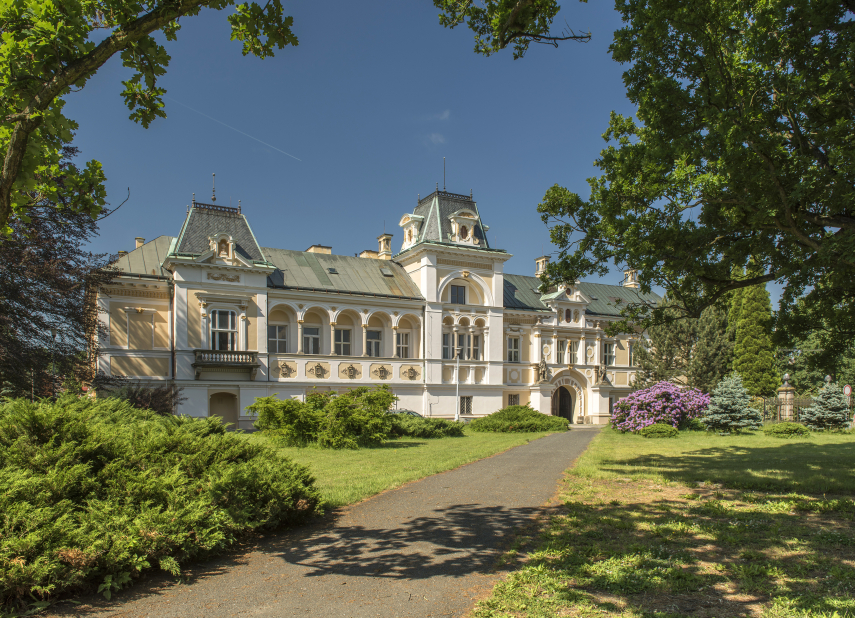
211 173 216 203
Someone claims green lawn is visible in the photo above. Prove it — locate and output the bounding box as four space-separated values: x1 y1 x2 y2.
249 428 552 508
473 428 855 618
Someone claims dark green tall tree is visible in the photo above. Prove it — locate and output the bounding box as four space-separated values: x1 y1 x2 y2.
689 304 732 394
632 298 697 388
732 267 778 396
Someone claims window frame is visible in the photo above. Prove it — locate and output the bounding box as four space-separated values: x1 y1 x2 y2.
366 329 382 357
210 309 238 351
508 393 520 406
603 342 616 366
460 396 473 416
442 333 451 360
507 336 520 363
334 327 352 355
396 331 410 359
457 333 469 360
450 285 466 305
557 339 567 364
472 334 481 361
268 323 287 354
303 325 321 355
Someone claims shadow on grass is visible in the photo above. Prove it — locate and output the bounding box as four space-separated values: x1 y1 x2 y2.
599 441 855 494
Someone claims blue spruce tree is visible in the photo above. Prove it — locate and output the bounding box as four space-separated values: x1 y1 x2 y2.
702 374 762 432
800 379 850 431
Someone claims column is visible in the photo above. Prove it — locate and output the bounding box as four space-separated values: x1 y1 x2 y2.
241 314 248 351
329 322 337 355
468 327 474 360
392 325 399 358
452 326 459 358
362 324 369 357
296 320 304 354
579 335 586 365
594 335 602 366
200 303 209 349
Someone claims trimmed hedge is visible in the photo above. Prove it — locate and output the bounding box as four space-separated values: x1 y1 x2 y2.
639 422 679 438
764 422 810 438
387 414 465 439
0 396 320 608
469 405 569 433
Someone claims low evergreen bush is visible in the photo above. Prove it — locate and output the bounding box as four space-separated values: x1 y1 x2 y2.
249 386 397 449
610 382 709 433
800 381 850 431
469 405 569 433
387 414 465 438
702 374 762 432
0 395 320 608
639 423 679 438
764 422 810 438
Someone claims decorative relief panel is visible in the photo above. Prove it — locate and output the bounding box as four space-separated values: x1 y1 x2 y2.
103 288 169 300
399 365 421 381
207 272 240 282
505 316 541 325
370 363 392 380
306 361 329 379
276 361 297 379
339 363 363 380
437 258 491 270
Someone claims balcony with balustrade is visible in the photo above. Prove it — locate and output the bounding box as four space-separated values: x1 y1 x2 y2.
192 349 261 381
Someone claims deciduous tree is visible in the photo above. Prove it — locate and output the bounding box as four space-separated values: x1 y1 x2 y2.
0 0 298 232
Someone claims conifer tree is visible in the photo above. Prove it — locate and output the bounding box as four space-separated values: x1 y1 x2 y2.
689 304 732 393
702 374 762 432
732 263 778 396
632 298 697 388
726 265 744 371
800 380 850 430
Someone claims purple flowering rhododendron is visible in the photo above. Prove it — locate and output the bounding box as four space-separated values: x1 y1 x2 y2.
611 381 710 433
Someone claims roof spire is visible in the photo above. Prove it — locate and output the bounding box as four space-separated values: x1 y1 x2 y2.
443 157 446 190
238 199 241 214
192 192 196 207
211 173 216 202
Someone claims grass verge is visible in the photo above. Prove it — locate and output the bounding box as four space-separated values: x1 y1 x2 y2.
250 428 553 507
473 428 855 618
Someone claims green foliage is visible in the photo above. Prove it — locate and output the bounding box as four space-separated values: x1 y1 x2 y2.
702 374 762 433
732 264 778 397
689 304 732 394
639 423 678 438
469 404 569 433
0 395 320 608
801 381 850 431
387 415 465 439
0 0 299 232
250 386 398 449
434 0 587 60
631 298 697 389
530 0 855 351
764 422 810 439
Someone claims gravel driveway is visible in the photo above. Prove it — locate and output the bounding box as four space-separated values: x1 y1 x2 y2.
53 428 599 618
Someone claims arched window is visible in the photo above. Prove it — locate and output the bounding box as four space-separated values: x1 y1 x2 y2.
565 309 572 322
459 225 468 239
218 239 229 257
211 310 237 350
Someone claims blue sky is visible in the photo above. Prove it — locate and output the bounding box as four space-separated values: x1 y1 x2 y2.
66 0 636 283
68 0 781 306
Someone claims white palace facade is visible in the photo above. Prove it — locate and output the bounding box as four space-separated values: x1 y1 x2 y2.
98 188 659 429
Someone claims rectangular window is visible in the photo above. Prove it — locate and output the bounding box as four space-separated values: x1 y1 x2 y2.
557 340 567 364
628 342 634 366
603 343 616 366
211 310 237 351
460 396 472 416
268 324 287 354
457 334 469 360
450 285 466 305
396 332 410 359
442 333 451 360
366 330 381 357
472 335 481 361
334 328 351 355
508 394 520 406
303 327 320 355
507 337 520 363
570 340 579 363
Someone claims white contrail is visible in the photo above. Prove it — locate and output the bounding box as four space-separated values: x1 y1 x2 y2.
165 96 302 162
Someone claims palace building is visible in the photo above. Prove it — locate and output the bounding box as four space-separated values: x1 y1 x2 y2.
99 188 659 429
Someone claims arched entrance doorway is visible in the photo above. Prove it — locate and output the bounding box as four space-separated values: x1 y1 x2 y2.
551 386 574 422
209 392 239 429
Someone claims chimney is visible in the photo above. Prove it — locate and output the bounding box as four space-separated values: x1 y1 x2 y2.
377 233 393 260
359 249 379 259
306 245 332 254
135 237 145 249
117 250 128 255
623 269 639 288
535 255 550 277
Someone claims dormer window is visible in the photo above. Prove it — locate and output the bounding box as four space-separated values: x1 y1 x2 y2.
459 225 468 240
218 239 229 257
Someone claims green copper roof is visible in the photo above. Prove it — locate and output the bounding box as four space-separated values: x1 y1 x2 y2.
112 236 175 277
